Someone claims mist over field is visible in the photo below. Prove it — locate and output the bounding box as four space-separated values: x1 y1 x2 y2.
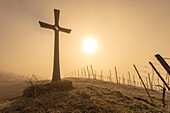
0 0 170 112
0 0 170 77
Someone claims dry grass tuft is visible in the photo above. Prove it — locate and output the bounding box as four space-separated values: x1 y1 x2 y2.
23 75 73 97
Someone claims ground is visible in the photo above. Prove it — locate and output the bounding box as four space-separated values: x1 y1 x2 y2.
0 77 170 113
0 80 27 104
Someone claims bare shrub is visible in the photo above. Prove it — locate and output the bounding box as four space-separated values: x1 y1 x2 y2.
23 75 73 97
26 74 47 87
23 74 48 97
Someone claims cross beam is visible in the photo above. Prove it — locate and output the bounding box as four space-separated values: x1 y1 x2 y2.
39 9 71 82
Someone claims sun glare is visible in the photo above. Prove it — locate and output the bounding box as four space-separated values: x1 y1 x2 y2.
83 38 97 53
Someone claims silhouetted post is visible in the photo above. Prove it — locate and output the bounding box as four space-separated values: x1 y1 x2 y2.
149 62 170 90
78 69 80 77
148 73 153 90
100 70 103 80
83 67 86 78
137 81 139 87
152 69 154 87
94 70 97 79
133 64 154 104
122 75 123 84
168 74 170 86
74 70 77 77
124 76 125 84
122 75 125 84
86 66 90 78
140 82 142 87
155 54 170 75
115 67 118 83
39 9 71 82
128 72 131 85
133 75 136 86
90 65 95 79
72 71 74 77
146 77 149 89
162 86 166 107
81 68 83 77
109 69 112 82
94 73 97 80
157 77 160 89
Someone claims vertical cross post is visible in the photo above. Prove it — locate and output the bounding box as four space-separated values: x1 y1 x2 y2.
39 9 71 82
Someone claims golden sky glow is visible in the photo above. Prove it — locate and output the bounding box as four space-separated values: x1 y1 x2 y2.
0 0 170 79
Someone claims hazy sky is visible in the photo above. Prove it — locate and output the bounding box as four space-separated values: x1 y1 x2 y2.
0 0 170 79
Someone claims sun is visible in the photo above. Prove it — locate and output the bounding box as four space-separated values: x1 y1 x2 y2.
83 38 97 53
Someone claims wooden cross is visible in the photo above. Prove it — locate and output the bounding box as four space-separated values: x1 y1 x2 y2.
39 9 71 82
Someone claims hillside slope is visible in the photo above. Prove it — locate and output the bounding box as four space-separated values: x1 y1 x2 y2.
0 77 170 113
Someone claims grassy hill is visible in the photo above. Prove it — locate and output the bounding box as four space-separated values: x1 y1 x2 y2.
0 77 170 113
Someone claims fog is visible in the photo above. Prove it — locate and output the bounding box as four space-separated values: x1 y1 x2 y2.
0 0 170 79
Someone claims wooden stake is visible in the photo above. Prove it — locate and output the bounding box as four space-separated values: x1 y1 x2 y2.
146 77 149 89
86 66 90 78
133 75 136 87
101 70 103 80
157 77 160 90
83 67 86 78
90 65 95 79
109 69 112 82
152 69 154 87
78 69 79 77
140 82 142 87
74 70 76 77
128 72 131 85
115 67 118 83
81 68 83 77
168 74 170 86
155 54 170 75
133 64 154 104
148 73 153 90
149 62 170 90
123 75 125 84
